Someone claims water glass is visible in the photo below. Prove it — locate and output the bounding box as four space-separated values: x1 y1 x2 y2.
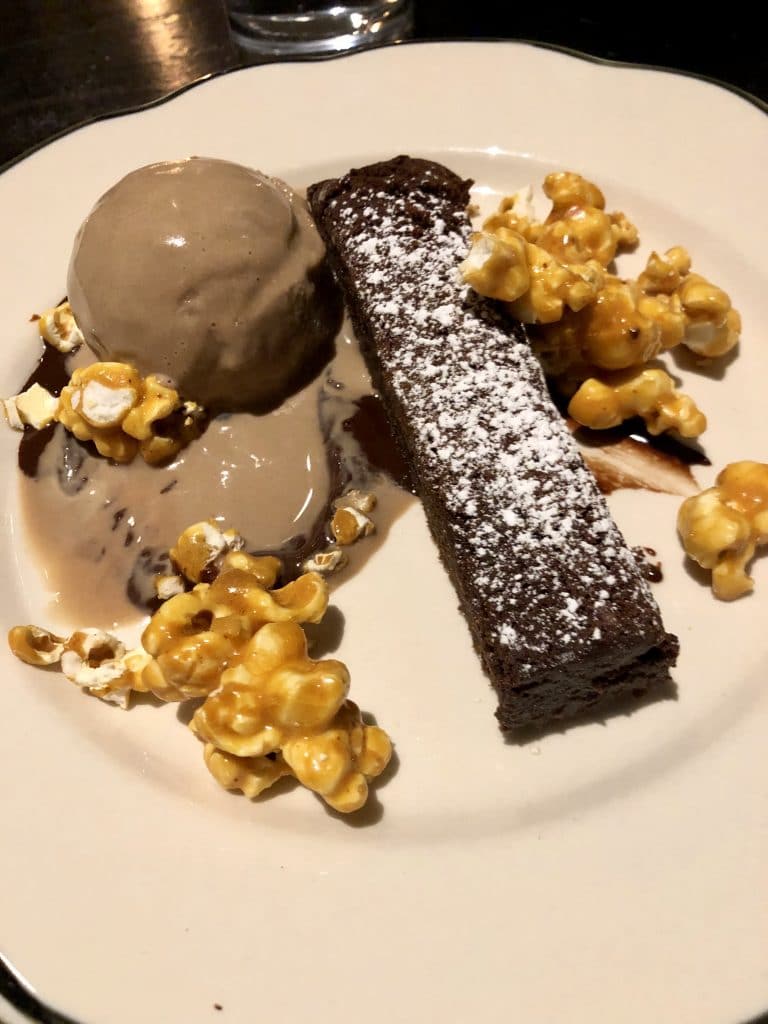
227 1 414 59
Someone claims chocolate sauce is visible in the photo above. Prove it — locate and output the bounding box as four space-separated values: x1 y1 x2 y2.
574 418 710 467
344 394 415 493
568 418 702 498
633 546 664 583
625 420 710 467
20 339 70 396
18 422 57 478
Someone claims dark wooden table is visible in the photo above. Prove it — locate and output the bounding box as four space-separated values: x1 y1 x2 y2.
0 1 764 170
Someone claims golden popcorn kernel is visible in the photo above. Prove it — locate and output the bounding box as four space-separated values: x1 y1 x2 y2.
60 629 136 707
460 229 530 303
154 574 185 601
205 567 327 628
38 300 83 353
301 547 348 576
568 368 706 438
543 170 606 211
575 279 665 368
203 744 291 799
512 247 604 324
513 171 638 269
220 551 282 588
57 386 139 463
64 628 125 664
356 725 393 779
334 489 377 515
170 521 243 583
331 506 373 545
270 572 328 623
679 273 741 358
8 625 66 666
281 701 392 814
282 729 354 798
141 589 211 655
147 631 236 702
55 362 204 465
678 462 768 600
638 247 692 295
122 375 179 441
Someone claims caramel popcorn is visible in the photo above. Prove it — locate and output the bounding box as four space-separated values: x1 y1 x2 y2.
8 622 148 706
534 273 687 379
282 699 392 814
56 362 203 464
486 171 638 268
61 630 149 708
38 300 83 353
462 173 742 438
301 547 348 576
203 743 292 799
678 273 741 358
678 461 768 600
460 228 604 323
330 490 377 546
192 623 391 813
140 564 327 703
534 247 740 382
170 521 245 583
568 368 707 438
190 620 349 757
7 625 65 666
7 521 392 814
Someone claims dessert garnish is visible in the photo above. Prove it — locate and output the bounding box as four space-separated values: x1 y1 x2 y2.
8 522 392 814
678 461 768 599
56 361 205 464
308 156 678 731
461 172 740 437
567 367 706 438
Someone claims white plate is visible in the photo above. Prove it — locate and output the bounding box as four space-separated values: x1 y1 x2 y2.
1 41 766 1024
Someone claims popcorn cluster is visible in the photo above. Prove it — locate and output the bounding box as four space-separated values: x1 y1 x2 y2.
568 367 707 439
8 521 392 814
37 300 83 353
2 299 206 465
301 488 378 577
57 361 204 464
461 171 741 437
678 461 768 600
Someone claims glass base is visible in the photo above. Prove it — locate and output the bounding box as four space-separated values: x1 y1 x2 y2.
229 3 414 59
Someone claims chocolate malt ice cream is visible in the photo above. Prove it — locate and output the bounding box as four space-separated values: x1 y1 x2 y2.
67 157 341 409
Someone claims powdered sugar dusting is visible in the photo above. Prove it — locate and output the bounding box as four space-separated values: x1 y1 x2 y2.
318 166 663 687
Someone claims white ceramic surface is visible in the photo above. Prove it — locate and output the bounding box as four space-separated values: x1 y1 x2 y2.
0 42 766 1024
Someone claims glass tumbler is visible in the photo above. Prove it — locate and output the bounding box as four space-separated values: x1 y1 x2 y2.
227 0 414 59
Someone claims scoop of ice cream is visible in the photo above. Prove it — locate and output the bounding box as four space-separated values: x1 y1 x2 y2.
67 158 341 410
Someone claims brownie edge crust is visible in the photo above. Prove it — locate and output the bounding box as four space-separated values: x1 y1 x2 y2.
308 156 678 731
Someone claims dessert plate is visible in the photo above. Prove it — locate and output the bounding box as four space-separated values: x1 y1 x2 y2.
1 42 766 1024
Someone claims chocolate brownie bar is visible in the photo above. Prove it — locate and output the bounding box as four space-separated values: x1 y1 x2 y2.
308 157 678 730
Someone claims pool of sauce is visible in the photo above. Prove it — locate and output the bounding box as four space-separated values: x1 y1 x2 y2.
18 322 414 628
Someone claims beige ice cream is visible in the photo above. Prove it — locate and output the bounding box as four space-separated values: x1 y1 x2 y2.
67 157 341 409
